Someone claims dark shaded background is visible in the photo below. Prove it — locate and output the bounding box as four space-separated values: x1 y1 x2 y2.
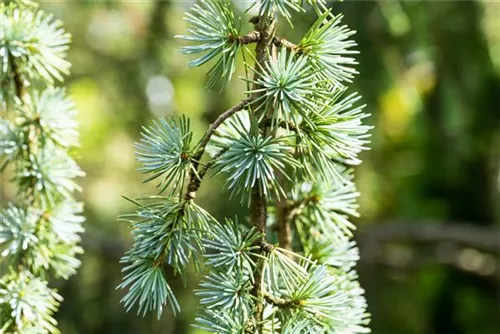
4 1 499 333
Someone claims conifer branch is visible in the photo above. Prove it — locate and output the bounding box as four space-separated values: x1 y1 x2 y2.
248 14 277 331
120 1 372 331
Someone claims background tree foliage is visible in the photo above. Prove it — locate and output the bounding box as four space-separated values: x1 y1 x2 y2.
0 1 84 333
1 1 499 334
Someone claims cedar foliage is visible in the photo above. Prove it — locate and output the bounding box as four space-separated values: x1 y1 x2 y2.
119 1 372 332
0 1 84 332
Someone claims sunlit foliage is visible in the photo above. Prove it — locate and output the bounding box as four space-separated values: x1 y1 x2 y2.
0 1 84 332
119 0 371 332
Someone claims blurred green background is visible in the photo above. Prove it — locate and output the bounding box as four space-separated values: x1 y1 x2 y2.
7 1 500 333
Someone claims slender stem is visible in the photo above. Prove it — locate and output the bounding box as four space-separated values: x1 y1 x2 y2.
230 30 261 44
185 98 252 201
250 188 267 331
273 36 301 53
264 292 300 308
8 52 25 99
9 53 33 289
198 147 228 179
250 187 268 237
9 52 38 206
248 15 277 333
195 97 252 160
276 197 292 251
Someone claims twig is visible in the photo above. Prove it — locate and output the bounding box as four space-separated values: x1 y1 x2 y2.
264 292 300 308
9 52 24 99
9 53 39 205
248 15 277 332
195 97 252 160
273 36 301 53
277 203 292 250
230 31 261 45
185 97 252 201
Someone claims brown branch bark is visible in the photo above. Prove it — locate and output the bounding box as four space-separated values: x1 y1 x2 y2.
184 97 252 201
273 36 301 53
231 31 261 44
195 97 252 160
9 52 39 206
276 195 318 251
247 15 277 333
263 292 300 308
277 200 292 250
9 53 25 99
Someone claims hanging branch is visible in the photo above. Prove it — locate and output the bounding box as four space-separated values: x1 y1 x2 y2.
248 14 277 330
118 0 372 332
